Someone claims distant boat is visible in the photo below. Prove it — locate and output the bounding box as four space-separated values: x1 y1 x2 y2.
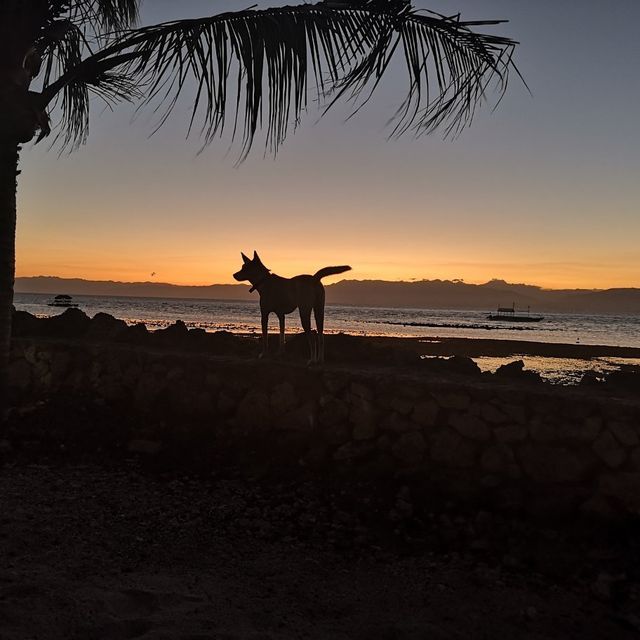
487 303 543 322
48 294 79 308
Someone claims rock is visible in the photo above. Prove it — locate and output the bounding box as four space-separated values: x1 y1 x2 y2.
217 391 236 416
411 400 439 427
604 368 640 393
50 351 72 379
580 370 604 386
473 510 494 534
323 372 349 394
389 395 414 416
86 312 128 340
592 432 627 469
352 418 376 441
495 360 543 384
610 613 640 634
300 445 327 469
579 415 603 441
519 444 595 484
528 416 559 442
421 356 481 377
322 423 351 447
481 403 507 424
318 397 348 428
350 399 377 440
594 473 640 514
350 382 374 401
324 333 381 364
43 308 91 338
186 328 209 348
128 439 163 456
153 320 190 347
236 391 270 429
0 440 13 455
394 486 413 518
11 310 41 337
278 403 316 432
392 431 426 466
448 413 490 441
591 572 617 602
22 343 38 365
270 382 297 415
119 322 150 345
8 359 31 391
446 356 481 376
437 392 471 411
206 330 244 356
481 474 501 489
480 444 520 477
609 420 639 447
333 442 373 462
380 412 413 433
430 429 476 468
494 424 528 443
498 403 527 424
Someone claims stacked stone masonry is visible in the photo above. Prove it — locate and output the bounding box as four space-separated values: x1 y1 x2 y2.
8 338 640 520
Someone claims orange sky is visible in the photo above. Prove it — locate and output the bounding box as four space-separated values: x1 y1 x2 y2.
14 1 640 291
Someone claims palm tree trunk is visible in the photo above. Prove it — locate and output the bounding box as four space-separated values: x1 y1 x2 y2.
0 142 18 415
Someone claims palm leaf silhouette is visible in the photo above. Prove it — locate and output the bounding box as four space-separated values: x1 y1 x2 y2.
35 1 520 159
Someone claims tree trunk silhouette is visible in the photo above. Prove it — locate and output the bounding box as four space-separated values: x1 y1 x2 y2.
0 142 18 416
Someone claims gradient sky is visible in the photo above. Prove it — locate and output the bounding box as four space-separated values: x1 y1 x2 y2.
16 0 640 288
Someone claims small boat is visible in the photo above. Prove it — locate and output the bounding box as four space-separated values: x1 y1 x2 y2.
47 294 79 308
487 303 543 322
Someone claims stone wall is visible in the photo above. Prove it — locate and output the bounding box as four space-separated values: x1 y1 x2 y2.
7 338 640 520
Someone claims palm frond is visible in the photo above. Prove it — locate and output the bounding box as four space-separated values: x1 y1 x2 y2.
65 0 140 32
39 1 519 157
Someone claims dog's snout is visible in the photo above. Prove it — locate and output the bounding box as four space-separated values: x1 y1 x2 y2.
233 270 244 281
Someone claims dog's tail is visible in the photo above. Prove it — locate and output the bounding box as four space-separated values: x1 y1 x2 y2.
314 265 352 280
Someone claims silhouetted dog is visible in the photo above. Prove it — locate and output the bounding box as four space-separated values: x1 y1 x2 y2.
233 251 351 363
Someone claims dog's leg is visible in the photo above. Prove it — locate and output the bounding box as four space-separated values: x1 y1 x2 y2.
278 313 286 355
314 299 325 364
260 310 269 358
299 306 316 364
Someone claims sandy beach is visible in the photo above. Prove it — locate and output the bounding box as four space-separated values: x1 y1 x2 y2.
1 453 639 640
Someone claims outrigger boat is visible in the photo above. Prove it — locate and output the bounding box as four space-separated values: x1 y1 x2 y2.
47 294 79 308
487 303 543 323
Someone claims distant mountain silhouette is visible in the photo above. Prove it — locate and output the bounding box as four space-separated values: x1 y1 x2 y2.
15 276 253 301
14 276 640 314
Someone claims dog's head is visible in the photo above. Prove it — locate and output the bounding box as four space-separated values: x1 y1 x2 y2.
233 251 269 285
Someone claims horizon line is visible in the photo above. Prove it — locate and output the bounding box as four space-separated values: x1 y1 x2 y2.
14 273 637 293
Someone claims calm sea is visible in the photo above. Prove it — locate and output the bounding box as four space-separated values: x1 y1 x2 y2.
13 292 640 346
13 292 640 383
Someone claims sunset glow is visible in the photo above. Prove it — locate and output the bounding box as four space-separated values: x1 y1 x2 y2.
16 0 640 292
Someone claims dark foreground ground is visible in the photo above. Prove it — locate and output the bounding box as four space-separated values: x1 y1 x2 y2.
2 450 640 639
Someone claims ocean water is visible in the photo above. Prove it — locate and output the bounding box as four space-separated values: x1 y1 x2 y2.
13 292 640 347
13 292 640 384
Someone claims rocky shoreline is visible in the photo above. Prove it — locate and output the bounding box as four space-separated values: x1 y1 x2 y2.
6 308 640 521
4 308 640 637
11 307 640 390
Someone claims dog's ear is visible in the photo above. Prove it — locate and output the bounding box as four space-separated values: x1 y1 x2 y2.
253 250 261 264
241 252 250 264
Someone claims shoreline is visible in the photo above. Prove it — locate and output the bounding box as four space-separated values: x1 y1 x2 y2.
367 335 640 360
233 332 640 361
12 307 640 386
